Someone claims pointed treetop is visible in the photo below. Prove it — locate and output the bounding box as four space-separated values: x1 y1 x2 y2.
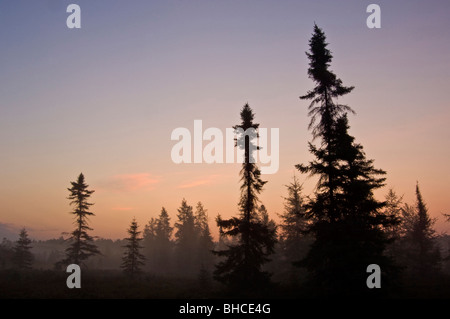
235 103 259 131
300 24 355 139
415 182 427 211
77 172 85 183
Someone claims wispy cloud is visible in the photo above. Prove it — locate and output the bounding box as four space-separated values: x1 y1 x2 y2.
99 173 160 192
111 206 135 211
177 174 222 189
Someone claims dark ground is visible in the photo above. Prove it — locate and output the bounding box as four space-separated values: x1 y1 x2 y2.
1 269 450 299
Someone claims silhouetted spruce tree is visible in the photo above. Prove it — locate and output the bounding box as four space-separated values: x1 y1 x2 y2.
60 173 100 267
296 25 398 296
156 208 173 243
257 205 277 234
154 207 174 273
195 202 214 272
122 218 145 276
383 189 404 240
406 183 441 278
400 204 418 236
13 228 33 270
279 175 308 244
383 189 404 259
214 104 276 292
298 23 354 222
278 175 311 284
143 217 157 271
174 199 198 275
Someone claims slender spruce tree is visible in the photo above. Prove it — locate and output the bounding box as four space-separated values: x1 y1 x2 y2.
60 173 100 267
156 208 173 246
407 183 441 278
122 218 145 276
13 228 33 270
279 175 308 244
154 207 174 273
143 208 174 274
143 217 157 271
278 175 310 282
214 104 276 292
195 202 215 271
298 23 354 223
257 205 277 234
296 25 398 296
383 189 404 259
174 199 197 275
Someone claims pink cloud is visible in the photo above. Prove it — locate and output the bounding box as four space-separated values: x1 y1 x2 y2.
99 173 160 192
177 174 221 189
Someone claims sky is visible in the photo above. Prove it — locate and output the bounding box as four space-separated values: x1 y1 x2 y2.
1 0 449 240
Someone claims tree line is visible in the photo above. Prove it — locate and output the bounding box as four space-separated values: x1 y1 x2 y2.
1 24 450 297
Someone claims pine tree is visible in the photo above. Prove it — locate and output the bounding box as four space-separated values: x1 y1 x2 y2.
143 217 157 271
156 208 173 246
154 207 174 273
194 202 214 271
214 104 277 292
174 199 198 275
279 175 308 244
300 23 354 142
257 205 277 234
298 24 354 223
384 189 404 240
407 183 441 277
383 189 404 259
13 228 33 270
296 26 398 296
401 203 418 236
121 218 145 276
144 218 158 244
60 173 100 267
278 175 310 283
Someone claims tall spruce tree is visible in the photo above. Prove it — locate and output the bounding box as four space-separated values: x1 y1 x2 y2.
383 189 404 259
156 208 173 245
143 217 158 271
257 205 277 234
298 23 354 222
122 218 145 276
383 189 404 240
174 199 198 275
296 25 398 296
13 228 33 270
279 175 308 244
195 202 215 271
407 183 441 277
155 207 174 272
278 175 310 278
214 104 276 292
60 173 100 267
